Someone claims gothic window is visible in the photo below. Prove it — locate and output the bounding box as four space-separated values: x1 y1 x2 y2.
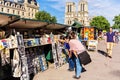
83 4 85 11
81 4 82 11
68 20 72 25
70 5 72 12
67 5 69 12
70 21 72 24
68 20 69 24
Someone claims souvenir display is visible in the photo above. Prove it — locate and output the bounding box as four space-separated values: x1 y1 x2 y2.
0 32 67 80
39 54 47 71
33 57 41 74
12 49 21 78
16 34 29 80
50 33 59 68
56 41 67 66
0 48 10 66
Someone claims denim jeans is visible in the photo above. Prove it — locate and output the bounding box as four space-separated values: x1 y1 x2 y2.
74 57 82 77
68 57 75 70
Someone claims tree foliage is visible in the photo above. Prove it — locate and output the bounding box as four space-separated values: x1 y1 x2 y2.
113 14 120 29
35 11 57 23
90 16 110 30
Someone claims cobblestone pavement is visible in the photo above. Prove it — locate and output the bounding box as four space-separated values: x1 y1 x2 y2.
33 40 120 80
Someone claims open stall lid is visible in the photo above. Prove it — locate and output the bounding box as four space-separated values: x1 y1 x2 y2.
0 12 70 32
0 12 20 28
7 18 69 30
46 23 69 30
8 18 49 29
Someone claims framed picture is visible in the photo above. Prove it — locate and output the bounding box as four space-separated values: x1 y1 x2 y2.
16 35 24 46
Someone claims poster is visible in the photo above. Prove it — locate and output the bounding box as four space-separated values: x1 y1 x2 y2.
51 43 59 68
16 34 29 80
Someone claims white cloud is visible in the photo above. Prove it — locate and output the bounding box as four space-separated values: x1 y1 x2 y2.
88 0 120 25
39 0 120 25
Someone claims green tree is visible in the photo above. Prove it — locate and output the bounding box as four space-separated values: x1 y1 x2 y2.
113 14 120 29
35 11 57 23
90 16 110 30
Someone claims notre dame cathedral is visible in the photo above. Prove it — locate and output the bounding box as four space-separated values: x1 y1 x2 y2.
65 0 89 26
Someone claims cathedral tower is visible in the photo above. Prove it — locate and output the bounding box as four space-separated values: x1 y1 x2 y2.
65 2 76 25
65 0 89 26
78 0 89 26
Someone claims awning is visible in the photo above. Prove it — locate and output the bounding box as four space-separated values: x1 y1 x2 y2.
46 23 69 30
8 18 48 29
0 12 20 28
0 12 70 31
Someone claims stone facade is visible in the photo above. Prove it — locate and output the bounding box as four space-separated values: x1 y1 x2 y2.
65 0 89 26
0 0 39 19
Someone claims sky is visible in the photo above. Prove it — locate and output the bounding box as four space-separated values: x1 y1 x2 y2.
36 0 120 26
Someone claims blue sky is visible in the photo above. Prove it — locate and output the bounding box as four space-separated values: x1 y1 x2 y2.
36 0 120 26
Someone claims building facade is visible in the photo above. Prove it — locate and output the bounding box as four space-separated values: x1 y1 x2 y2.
0 0 39 19
65 0 89 26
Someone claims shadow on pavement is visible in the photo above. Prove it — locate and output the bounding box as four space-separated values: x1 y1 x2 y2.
97 50 108 57
110 70 120 78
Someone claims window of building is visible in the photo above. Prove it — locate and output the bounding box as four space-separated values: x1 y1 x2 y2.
70 5 72 12
11 3 16 8
68 21 69 24
16 5 20 8
21 6 25 10
22 12 24 16
67 5 69 12
83 4 85 11
83 20 84 24
68 20 71 24
70 21 72 24
80 4 82 11
1 8 3 12
7 9 9 13
13 10 15 14
5 3 7 6
18 11 19 14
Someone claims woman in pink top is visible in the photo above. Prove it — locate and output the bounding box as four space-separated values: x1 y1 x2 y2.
69 31 85 79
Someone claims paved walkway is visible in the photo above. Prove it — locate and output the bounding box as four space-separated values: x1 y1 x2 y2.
33 40 120 80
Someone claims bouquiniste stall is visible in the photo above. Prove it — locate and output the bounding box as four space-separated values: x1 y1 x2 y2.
72 21 99 51
0 12 70 80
